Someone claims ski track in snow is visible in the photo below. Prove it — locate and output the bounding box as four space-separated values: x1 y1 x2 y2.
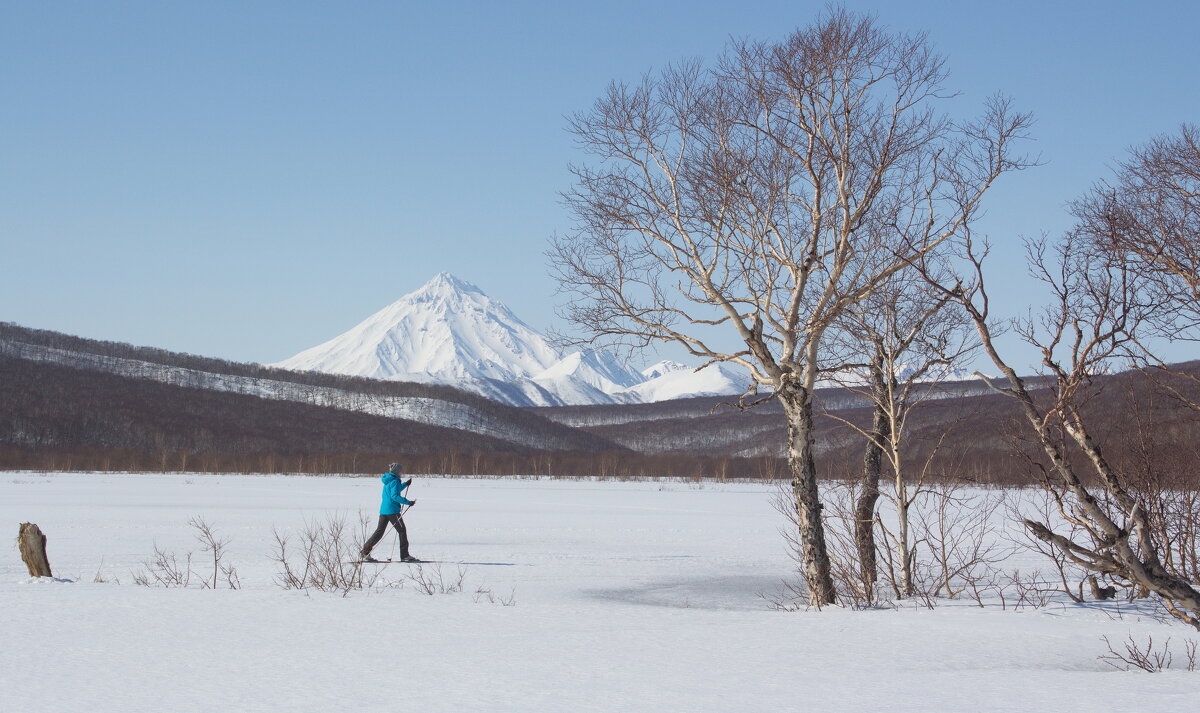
3 472 1197 713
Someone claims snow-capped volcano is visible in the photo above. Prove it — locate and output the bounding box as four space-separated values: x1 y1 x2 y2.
277 272 558 383
274 273 658 406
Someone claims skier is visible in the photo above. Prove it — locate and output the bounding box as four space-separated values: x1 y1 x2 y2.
359 462 421 563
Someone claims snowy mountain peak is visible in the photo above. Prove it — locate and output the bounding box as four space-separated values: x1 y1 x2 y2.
641 360 691 380
275 274 748 407
412 272 486 301
535 350 645 395
273 274 559 389
626 361 748 403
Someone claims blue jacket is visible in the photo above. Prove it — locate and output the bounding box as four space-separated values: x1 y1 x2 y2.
379 473 413 515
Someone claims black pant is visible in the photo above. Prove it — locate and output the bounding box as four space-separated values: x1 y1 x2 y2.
362 513 409 558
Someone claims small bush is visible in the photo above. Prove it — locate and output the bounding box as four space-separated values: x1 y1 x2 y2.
133 516 239 589
1099 635 1198 672
271 512 384 595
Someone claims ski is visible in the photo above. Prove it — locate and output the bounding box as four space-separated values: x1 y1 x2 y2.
350 559 427 564
349 560 514 566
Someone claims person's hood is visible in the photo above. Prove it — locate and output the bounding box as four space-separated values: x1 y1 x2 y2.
381 472 400 485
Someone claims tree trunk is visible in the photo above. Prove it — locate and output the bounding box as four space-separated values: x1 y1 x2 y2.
780 383 837 606
854 363 889 598
895 477 915 597
18 522 53 577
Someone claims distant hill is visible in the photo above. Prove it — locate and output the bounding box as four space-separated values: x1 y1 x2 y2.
533 361 1200 487
0 354 526 472
0 321 617 452
4 320 1196 484
0 322 773 478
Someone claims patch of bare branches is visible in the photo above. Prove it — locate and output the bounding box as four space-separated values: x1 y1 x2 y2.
133 516 240 589
271 512 384 595
1099 634 1197 672
773 481 1010 609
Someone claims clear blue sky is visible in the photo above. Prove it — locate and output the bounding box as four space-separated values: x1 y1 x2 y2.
2 1 1198 370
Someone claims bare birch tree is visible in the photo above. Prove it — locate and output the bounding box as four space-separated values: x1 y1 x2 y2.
825 271 975 597
1072 124 1200 404
550 9 1031 604
918 226 1200 629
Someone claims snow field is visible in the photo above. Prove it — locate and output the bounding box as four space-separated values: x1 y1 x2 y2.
2 473 1196 712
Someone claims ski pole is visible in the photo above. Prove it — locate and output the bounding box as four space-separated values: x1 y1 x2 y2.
402 481 414 516
398 482 414 543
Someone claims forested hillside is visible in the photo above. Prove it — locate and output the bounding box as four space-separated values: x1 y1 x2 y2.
4 321 1196 484
553 363 1200 487
0 325 779 478
0 355 527 472
0 322 616 452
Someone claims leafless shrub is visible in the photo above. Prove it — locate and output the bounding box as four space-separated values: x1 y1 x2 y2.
132 545 194 587
133 516 239 589
473 584 517 606
406 563 467 596
991 569 1056 610
271 512 383 595
403 565 515 605
1099 635 1198 672
805 480 1012 609
912 483 1012 600
1128 458 1200 586
189 516 240 589
776 480 991 607
92 558 115 584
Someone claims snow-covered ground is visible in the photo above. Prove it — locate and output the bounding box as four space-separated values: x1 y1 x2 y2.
2 473 1195 712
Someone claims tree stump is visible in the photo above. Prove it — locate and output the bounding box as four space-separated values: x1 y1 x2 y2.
18 523 53 577
1088 574 1116 601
